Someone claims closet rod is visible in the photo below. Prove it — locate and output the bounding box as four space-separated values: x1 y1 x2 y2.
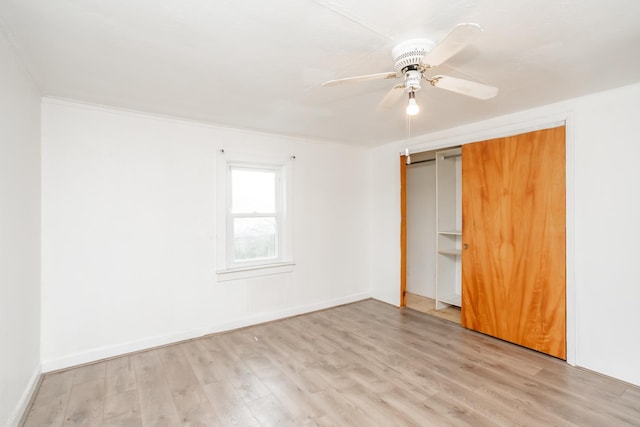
407 158 435 165
407 153 460 165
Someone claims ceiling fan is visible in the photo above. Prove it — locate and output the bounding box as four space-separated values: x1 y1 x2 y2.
322 23 498 115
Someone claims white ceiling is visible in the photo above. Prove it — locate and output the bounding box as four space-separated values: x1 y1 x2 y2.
1 0 640 146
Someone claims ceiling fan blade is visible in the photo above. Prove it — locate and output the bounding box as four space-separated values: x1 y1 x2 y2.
322 72 398 87
377 84 406 111
429 75 498 99
420 23 483 68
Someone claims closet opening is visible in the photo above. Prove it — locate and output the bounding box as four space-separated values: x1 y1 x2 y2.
400 148 462 324
400 125 567 359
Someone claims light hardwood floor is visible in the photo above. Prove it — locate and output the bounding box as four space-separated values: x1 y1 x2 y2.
405 292 461 324
23 299 640 426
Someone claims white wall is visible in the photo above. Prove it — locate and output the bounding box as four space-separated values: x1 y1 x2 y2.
370 82 640 386
370 143 402 304
572 84 640 386
0 30 41 427
40 99 371 370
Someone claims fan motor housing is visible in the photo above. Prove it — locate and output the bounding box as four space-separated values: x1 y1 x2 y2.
391 38 435 72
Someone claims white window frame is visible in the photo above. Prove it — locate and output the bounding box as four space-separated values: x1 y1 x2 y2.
226 164 282 268
216 151 294 281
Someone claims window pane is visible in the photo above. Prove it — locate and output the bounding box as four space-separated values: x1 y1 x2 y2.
233 217 276 261
231 169 276 213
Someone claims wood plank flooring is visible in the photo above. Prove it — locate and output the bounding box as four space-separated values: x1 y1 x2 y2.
405 292 461 324
23 299 640 426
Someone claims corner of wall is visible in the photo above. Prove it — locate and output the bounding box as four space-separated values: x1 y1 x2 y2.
4 364 41 427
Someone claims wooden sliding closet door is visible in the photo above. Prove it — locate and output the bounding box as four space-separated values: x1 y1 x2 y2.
461 127 566 359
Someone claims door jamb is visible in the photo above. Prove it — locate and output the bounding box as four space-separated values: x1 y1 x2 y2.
400 155 407 307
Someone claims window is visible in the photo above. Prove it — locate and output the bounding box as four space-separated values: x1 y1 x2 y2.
228 166 280 266
216 152 294 281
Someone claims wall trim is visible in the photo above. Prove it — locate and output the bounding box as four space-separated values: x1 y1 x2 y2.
41 292 370 372
5 364 41 427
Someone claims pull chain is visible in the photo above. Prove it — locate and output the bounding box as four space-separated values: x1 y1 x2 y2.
405 113 412 165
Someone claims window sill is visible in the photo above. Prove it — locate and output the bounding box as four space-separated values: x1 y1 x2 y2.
216 262 295 282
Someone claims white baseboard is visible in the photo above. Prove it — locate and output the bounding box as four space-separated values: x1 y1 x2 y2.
41 292 370 372
5 364 41 427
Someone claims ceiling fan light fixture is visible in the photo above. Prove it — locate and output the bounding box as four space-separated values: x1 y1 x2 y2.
406 91 420 116
321 23 499 113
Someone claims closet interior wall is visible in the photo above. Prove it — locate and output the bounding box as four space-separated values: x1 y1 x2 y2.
405 152 437 299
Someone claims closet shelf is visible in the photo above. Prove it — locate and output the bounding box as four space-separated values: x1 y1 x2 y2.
438 230 461 235
438 249 462 256
438 293 461 307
